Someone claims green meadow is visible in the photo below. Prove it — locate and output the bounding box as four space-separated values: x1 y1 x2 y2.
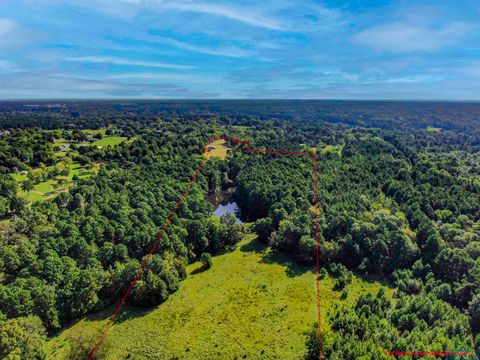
46 235 393 359
92 136 128 147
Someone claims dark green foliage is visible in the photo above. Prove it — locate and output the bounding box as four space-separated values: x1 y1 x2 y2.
0 129 56 173
0 101 479 354
0 174 18 216
469 294 480 333
306 289 475 359
0 122 226 332
304 323 320 360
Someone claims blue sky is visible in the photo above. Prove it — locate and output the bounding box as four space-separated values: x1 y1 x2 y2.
0 0 479 99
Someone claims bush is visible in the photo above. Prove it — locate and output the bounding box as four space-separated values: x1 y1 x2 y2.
319 268 327 279
66 328 109 360
200 253 213 269
304 322 320 360
334 276 348 291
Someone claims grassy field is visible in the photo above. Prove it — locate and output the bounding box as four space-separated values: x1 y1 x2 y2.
92 136 127 147
68 161 100 179
205 139 230 159
11 172 28 182
45 235 393 359
18 179 64 202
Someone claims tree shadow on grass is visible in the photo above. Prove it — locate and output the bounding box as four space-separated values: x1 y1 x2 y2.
113 305 155 323
82 302 157 326
240 236 312 278
190 265 208 275
261 249 312 277
239 237 267 253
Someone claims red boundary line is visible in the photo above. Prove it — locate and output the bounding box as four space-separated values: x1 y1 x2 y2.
88 137 323 360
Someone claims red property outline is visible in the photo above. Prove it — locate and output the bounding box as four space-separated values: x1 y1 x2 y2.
88 137 323 360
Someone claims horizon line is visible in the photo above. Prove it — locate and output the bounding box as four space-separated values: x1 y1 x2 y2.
1 98 480 103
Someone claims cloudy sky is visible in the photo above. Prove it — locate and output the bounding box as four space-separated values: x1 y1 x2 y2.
0 0 479 99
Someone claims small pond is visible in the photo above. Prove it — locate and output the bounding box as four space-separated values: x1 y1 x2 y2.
213 201 243 224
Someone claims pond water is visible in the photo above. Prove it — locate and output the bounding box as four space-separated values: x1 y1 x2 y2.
213 201 243 224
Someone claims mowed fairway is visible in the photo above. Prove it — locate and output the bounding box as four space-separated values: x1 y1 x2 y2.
46 235 392 359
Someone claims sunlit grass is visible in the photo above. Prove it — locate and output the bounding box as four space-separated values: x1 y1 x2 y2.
45 235 393 359
205 139 230 159
92 136 127 147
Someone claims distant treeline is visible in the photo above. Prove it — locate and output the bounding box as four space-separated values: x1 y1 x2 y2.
1 100 480 134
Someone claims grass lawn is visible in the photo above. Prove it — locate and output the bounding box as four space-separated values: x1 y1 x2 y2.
68 161 97 179
22 189 47 202
45 235 393 359
426 126 442 132
18 179 62 202
11 173 28 182
92 136 127 147
34 180 56 194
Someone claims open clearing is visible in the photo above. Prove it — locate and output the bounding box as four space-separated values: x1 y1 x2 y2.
46 235 393 359
92 136 127 147
205 139 230 159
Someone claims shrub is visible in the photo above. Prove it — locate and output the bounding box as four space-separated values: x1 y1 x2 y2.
200 253 213 269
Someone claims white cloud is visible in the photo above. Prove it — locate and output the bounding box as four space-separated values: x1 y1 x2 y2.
59 0 284 30
152 1 343 33
153 36 254 58
352 21 473 52
0 17 45 52
107 72 221 83
36 0 343 35
64 56 193 69
0 73 217 98
449 62 480 77
0 19 15 38
162 2 284 30
381 75 441 84
0 60 22 73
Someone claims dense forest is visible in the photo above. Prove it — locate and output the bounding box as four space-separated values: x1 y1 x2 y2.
0 101 479 359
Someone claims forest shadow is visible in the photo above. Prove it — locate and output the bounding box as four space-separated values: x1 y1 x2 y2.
190 265 208 275
357 272 395 289
83 303 156 326
239 237 267 252
239 237 312 278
